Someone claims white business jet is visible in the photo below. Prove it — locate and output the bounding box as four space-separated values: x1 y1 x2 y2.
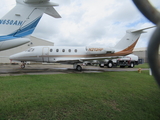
9 26 154 71
0 0 60 51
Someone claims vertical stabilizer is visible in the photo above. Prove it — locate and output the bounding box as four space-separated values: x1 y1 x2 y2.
0 0 61 38
114 26 155 52
0 0 61 51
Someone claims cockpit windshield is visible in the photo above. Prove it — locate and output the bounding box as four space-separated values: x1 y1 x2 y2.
25 48 34 52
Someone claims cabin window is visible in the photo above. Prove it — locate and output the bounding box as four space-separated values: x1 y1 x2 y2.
75 49 77 53
62 49 65 52
31 48 34 52
56 49 59 52
26 48 34 52
50 49 53 52
68 49 71 52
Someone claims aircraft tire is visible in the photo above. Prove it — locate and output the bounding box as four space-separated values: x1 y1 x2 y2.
21 64 25 69
76 65 82 71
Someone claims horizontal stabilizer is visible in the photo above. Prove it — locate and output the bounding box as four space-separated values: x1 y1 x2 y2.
24 0 50 3
23 0 59 6
23 0 61 18
114 26 155 51
45 7 61 18
131 26 156 33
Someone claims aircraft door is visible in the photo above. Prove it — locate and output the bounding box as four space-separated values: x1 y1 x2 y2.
42 47 49 62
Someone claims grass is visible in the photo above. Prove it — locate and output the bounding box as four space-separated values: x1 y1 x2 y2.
135 63 149 68
0 71 160 120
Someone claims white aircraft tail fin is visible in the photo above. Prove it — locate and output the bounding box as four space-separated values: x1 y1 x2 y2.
0 0 61 41
114 26 155 53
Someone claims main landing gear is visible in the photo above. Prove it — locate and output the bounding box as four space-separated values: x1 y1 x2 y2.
73 63 83 71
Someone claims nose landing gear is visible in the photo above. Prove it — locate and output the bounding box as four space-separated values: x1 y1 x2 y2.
21 62 26 69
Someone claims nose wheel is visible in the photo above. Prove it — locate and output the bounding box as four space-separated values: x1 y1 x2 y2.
21 62 26 69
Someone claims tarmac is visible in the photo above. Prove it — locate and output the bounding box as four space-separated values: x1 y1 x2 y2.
0 63 149 76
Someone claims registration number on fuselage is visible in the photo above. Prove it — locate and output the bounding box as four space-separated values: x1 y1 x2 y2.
88 48 104 51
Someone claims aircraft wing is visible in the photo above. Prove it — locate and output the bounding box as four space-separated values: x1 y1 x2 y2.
55 56 119 64
23 0 61 18
44 7 61 18
79 57 120 62
54 58 81 64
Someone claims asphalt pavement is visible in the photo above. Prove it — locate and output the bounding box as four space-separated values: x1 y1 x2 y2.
0 64 149 76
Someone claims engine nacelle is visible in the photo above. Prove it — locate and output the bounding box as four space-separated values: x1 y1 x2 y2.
0 38 30 51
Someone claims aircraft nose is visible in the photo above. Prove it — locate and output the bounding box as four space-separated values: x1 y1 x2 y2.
9 53 22 61
9 54 17 60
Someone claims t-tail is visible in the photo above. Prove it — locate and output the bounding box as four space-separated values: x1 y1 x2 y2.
113 26 155 56
0 0 61 51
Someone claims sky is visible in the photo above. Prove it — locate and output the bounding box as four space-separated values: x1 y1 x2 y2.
0 0 159 48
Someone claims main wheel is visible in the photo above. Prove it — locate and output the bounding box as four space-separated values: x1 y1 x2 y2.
76 65 82 71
